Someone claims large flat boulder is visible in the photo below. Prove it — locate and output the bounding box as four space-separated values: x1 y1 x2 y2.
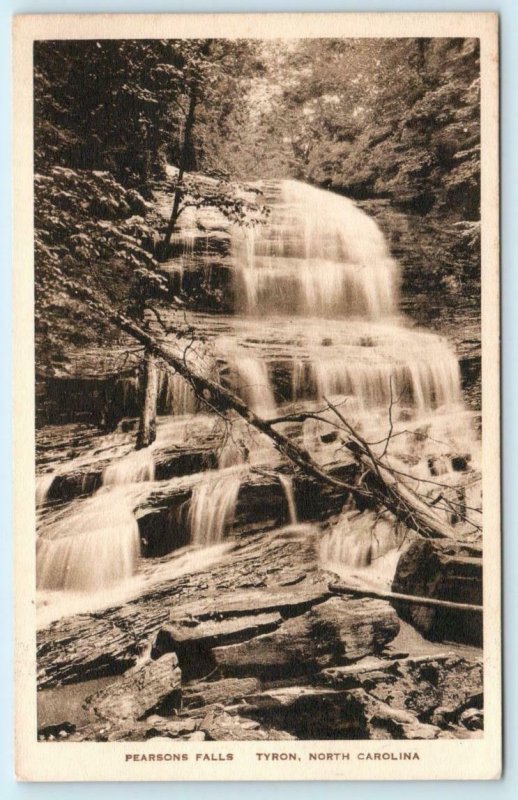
212 597 399 679
153 614 282 678
166 584 332 623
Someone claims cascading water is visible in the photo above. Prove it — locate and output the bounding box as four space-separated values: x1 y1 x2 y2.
36 473 55 507
157 368 199 416
319 509 410 588
278 474 298 525
187 469 243 547
37 488 140 593
103 448 155 486
223 348 276 417
232 180 398 318
227 180 463 419
226 179 478 572
36 177 478 624
37 444 154 605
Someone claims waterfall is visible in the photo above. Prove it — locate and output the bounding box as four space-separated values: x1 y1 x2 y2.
103 448 155 486
187 469 243 547
227 180 463 417
319 511 407 587
36 472 55 507
307 351 461 412
232 180 397 319
37 489 140 593
36 177 477 620
231 355 276 417
279 474 298 524
158 369 199 416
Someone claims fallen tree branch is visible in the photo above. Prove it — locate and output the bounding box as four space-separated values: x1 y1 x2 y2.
329 580 483 613
324 396 452 539
68 282 365 496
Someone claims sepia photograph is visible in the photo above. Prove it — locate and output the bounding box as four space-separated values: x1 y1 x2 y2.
12 11 500 781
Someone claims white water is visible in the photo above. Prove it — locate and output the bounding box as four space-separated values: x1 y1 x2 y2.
279 474 298 525
306 344 461 412
233 180 397 318
103 448 155 486
187 468 243 547
36 473 55 507
225 181 464 422
219 344 277 417
320 509 414 590
157 368 199 416
37 488 140 593
37 541 233 629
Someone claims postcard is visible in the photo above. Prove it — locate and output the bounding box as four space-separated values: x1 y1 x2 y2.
12 11 500 781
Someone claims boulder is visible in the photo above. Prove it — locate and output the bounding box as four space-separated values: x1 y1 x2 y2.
152 614 282 678
167 584 331 623
459 707 483 731
84 653 182 723
392 539 482 646
241 686 441 740
212 597 399 679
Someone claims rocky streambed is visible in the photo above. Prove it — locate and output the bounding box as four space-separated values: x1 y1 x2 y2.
37 520 483 743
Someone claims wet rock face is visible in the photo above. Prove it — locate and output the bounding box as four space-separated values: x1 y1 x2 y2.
352 199 481 412
36 528 330 689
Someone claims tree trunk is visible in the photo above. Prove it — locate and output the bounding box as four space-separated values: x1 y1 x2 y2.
136 347 158 449
163 85 198 247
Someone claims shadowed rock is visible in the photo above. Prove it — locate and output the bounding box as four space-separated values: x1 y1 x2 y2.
320 652 483 725
240 686 441 740
392 539 482 646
